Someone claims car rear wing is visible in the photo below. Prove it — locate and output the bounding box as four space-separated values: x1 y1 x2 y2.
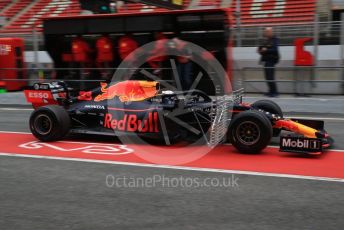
24 82 70 109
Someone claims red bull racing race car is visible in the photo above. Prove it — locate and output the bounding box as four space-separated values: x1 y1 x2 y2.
24 80 332 155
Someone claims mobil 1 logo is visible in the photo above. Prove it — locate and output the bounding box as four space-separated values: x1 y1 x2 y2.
280 136 322 153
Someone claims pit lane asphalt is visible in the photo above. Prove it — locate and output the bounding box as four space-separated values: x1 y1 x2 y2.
0 107 344 230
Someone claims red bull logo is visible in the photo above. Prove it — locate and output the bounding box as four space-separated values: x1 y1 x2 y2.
94 81 159 102
104 112 159 133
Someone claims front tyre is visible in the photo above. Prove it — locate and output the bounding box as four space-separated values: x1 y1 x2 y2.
29 105 71 142
252 100 283 137
228 110 272 154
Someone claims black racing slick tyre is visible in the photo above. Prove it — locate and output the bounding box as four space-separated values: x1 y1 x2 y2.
252 100 283 137
29 105 71 142
228 110 273 154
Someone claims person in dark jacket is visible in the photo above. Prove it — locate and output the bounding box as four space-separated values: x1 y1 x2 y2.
258 27 280 97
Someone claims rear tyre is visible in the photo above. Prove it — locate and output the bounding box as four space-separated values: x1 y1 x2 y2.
252 100 283 137
228 110 272 154
29 105 71 142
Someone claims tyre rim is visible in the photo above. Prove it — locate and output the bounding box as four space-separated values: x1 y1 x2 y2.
236 121 260 145
33 114 53 135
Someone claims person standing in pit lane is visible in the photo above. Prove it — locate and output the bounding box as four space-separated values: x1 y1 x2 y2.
168 37 194 91
258 27 280 97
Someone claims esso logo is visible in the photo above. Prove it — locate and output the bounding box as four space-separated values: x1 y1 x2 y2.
29 92 50 99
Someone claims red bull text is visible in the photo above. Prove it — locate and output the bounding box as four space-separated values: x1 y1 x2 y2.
104 112 159 133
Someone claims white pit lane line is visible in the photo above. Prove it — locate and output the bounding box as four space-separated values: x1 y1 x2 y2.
0 152 343 183
0 131 344 183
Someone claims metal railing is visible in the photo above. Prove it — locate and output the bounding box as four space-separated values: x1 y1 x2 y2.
233 66 344 95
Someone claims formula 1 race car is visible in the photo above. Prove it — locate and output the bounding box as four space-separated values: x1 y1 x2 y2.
24 80 332 155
